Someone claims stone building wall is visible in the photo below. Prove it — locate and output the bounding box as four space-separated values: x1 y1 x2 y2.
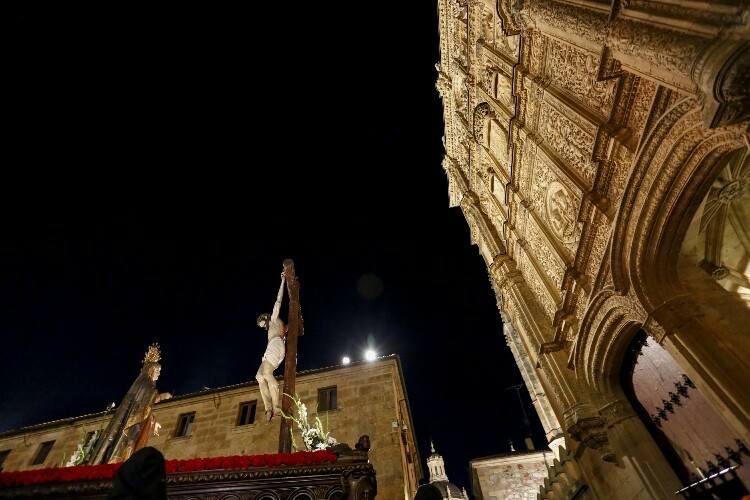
0 356 421 500
470 451 553 500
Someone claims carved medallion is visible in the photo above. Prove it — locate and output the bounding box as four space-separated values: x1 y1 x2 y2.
546 181 577 244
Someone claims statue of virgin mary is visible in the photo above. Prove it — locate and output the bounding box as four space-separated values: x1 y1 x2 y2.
88 344 171 464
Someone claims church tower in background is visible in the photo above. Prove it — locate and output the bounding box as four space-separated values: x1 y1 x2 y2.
416 442 468 499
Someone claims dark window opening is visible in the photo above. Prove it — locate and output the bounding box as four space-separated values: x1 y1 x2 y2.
174 412 195 438
31 441 55 466
237 401 257 426
83 430 101 452
0 450 10 471
318 386 337 412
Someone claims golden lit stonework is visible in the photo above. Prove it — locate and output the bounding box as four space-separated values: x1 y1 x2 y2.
437 0 750 497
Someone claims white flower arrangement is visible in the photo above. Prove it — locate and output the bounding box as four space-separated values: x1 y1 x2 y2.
280 393 337 451
65 429 101 466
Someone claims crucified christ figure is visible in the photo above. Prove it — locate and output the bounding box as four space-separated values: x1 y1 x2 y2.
256 272 287 422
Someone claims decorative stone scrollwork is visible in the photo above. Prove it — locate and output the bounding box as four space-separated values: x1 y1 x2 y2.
479 67 494 95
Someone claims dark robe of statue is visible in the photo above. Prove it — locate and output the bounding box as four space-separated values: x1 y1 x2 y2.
90 359 169 465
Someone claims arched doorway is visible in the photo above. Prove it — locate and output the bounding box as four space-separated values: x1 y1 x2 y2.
621 330 749 497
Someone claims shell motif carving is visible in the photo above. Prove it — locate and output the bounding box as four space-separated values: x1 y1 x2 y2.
473 102 495 144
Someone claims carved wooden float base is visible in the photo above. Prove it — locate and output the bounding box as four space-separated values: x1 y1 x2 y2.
0 460 377 500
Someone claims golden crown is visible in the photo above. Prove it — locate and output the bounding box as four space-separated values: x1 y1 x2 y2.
142 343 162 364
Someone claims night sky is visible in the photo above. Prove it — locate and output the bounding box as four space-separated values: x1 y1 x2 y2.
4 4 545 490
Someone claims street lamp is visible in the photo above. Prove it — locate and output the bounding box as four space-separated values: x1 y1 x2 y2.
342 356 351 365
364 349 377 361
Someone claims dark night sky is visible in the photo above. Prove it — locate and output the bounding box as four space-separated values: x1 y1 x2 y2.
4 4 545 491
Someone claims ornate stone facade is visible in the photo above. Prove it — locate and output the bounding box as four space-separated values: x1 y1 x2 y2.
437 0 750 497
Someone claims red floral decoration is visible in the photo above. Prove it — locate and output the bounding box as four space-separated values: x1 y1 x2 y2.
0 451 337 488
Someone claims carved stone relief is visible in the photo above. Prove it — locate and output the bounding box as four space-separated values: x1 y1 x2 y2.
489 120 509 167
573 288 588 333
626 78 657 149
453 19 469 68
538 100 597 185
519 250 558 321
518 136 536 193
453 69 468 116
605 146 633 209
526 219 566 288
495 71 514 110
582 211 610 286
495 32 520 59
479 67 494 96
479 7 494 46
530 156 582 254
546 181 578 246
543 37 617 117
528 31 547 77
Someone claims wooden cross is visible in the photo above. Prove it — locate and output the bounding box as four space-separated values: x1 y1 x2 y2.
279 258 304 453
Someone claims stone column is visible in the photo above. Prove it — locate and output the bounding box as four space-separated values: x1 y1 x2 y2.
501 313 566 455
641 264 750 447
592 398 683 500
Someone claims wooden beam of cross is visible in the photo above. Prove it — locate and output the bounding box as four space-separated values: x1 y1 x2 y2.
279 258 304 453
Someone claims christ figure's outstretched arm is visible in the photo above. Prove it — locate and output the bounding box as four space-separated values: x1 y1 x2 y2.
271 272 285 321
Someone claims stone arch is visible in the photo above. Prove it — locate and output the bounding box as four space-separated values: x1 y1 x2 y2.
679 148 750 308
574 289 644 394
609 95 750 441
611 96 746 309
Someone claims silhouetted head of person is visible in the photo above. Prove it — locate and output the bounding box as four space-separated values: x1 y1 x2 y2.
108 446 166 500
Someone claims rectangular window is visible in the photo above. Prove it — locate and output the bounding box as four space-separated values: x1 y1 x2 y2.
174 412 195 438
236 401 257 426
0 449 10 471
317 386 337 412
83 430 101 451
31 441 55 466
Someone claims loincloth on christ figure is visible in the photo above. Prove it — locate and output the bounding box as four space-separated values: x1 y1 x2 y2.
262 336 285 368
